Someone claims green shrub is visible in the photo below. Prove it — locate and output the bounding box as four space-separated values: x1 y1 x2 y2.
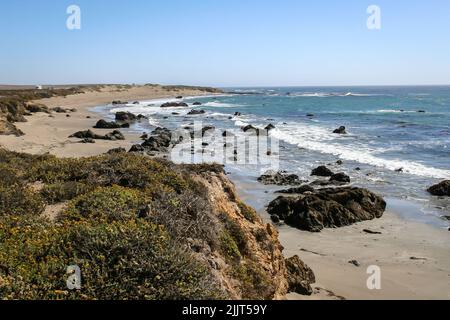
220 231 241 261
232 261 274 300
220 213 248 255
27 153 188 193
40 181 93 204
0 216 223 300
0 184 45 217
59 186 145 222
238 201 258 223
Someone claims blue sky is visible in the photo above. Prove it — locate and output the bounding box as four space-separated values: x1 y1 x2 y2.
1 0 449 86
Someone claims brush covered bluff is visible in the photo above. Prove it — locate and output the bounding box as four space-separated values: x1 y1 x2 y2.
0 149 292 299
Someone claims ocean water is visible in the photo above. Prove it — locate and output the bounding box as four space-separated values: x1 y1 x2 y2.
105 86 450 228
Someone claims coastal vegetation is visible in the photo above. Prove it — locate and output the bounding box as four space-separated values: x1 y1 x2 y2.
0 149 290 300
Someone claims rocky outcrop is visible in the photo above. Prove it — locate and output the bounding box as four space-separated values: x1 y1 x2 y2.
141 127 173 152
94 119 130 129
191 171 289 299
427 180 450 196
267 187 386 232
115 112 137 122
69 129 125 141
161 102 188 108
26 103 50 114
258 171 305 186
285 255 316 295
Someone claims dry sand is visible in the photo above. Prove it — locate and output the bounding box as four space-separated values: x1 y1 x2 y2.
0 85 219 157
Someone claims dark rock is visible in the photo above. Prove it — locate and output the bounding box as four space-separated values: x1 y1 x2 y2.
112 100 128 105
172 112 180 115
66 114 71 118
348 260 360 267
354 167 361 171
94 119 129 129
187 109 206 115
265 124 276 131
234 112 242 116
104 130 125 141
285 255 316 295
80 138 95 144
69 129 124 141
311 165 334 177
50 106 66 114
333 126 347 134
193 102 202 106
267 187 386 232
141 127 173 152
140 133 148 140
25 103 50 113
330 172 351 183
129 144 145 153
363 229 382 235
336 160 343 165
427 180 450 196
417 110 426 113
132 101 139 105
270 215 280 224
115 112 137 122
160 102 188 108
276 185 315 194
258 171 304 186
176 96 183 99
306 114 315 117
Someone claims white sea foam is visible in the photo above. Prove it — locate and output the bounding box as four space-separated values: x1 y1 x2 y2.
203 101 243 108
270 126 450 179
291 92 391 98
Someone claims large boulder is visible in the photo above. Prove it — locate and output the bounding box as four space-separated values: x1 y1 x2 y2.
311 166 334 177
258 171 305 186
267 187 386 232
115 112 137 122
285 256 316 295
141 127 173 152
187 109 206 115
330 172 351 183
333 126 347 134
94 119 129 129
427 180 450 196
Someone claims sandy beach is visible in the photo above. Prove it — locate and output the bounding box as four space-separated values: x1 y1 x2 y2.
231 177 450 300
0 85 221 157
0 85 448 300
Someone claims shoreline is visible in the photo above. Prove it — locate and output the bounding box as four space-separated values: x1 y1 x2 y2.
0 86 448 300
0 85 222 157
